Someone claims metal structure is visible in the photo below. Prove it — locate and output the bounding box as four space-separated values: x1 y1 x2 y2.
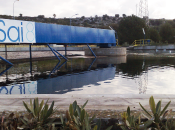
0 18 116 65
13 0 19 19
47 44 67 61
0 56 13 66
0 65 12 76
138 0 149 25
70 14 78 26
132 39 152 46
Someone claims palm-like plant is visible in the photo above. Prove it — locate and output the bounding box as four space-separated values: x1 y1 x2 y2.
139 96 171 129
60 100 112 130
21 98 57 129
119 106 141 130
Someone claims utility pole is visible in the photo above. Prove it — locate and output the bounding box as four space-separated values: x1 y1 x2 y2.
13 0 19 19
136 4 137 16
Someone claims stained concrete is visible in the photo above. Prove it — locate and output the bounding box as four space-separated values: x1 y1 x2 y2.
0 51 84 60
85 47 126 56
0 94 174 112
0 47 90 52
132 45 175 50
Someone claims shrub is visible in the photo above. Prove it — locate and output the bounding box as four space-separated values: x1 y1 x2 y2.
60 100 112 130
118 96 172 130
21 98 58 129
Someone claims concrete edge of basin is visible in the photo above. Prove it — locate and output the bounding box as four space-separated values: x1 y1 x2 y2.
85 47 127 56
1 94 174 112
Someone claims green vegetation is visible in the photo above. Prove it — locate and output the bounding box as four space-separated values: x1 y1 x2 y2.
119 106 141 130
21 98 58 129
0 98 113 130
110 16 175 45
159 23 174 43
118 96 172 130
116 15 148 44
139 96 171 129
148 28 160 43
60 100 112 130
61 101 112 130
60 100 95 129
0 96 175 129
0 98 58 129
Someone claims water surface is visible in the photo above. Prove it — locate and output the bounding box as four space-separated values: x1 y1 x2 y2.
0 51 175 95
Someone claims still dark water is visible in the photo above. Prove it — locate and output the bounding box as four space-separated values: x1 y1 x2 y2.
0 51 175 95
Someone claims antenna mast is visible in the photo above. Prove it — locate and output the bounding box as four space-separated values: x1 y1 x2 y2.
138 0 149 26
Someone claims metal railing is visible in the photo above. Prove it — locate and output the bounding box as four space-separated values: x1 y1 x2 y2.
116 39 119 46
132 39 152 46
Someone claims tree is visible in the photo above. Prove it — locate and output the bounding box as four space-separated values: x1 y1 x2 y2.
94 15 98 22
159 23 174 43
115 14 119 18
81 16 85 20
19 13 23 17
149 19 164 26
103 14 109 20
122 14 126 17
53 14 56 19
38 15 45 18
148 27 160 43
117 15 147 44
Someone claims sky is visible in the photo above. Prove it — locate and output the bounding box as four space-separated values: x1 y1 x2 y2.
0 0 175 19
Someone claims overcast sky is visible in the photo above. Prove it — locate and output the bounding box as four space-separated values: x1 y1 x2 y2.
0 0 174 19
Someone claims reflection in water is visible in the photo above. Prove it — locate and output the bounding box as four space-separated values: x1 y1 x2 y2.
1 54 175 95
49 61 67 77
37 67 115 94
88 58 96 70
136 71 148 94
117 55 175 94
136 60 148 94
0 66 12 76
0 81 37 94
0 56 126 94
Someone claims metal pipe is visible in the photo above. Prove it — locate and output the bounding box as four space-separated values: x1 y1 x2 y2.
5 44 7 59
47 44 61 61
0 66 12 76
0 56 13 66
87 44 96 58
65 45 67 56
29 44 32 75
70 14 78 26
53 48 67 60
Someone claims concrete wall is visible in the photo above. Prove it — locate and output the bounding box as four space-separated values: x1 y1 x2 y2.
85 47 126 56
0 46 126 59
0 47 85 52
0 47 86 59
133 45 175 50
